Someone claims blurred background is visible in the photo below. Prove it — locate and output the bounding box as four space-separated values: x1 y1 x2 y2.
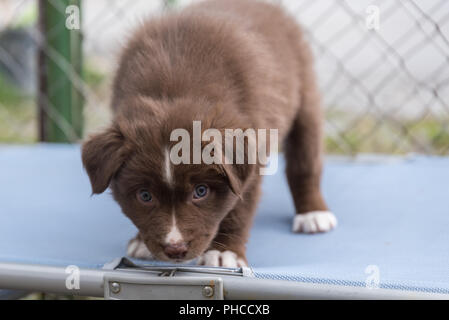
1 0 449 155
0 0 448 300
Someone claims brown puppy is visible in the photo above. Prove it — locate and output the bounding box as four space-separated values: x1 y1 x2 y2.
82 0 336 267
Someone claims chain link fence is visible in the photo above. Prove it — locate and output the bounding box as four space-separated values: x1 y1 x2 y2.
0 0 448 154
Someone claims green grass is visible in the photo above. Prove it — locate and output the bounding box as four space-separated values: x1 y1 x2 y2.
0 74 30 106
407 119 449 153
0 75 36 143
1 68 448 154
0 61 108 143
325 110 449 155
84 64 106 89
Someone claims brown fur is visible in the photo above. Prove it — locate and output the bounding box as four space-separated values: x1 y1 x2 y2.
82 0 328 264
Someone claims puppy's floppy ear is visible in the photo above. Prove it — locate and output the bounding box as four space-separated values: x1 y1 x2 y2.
214 128 258 199
81 125 129 194
220 163 256 199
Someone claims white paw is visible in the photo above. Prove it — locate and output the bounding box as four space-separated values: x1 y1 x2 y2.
127 237 154 260
293 211 337 233
197 250 247 268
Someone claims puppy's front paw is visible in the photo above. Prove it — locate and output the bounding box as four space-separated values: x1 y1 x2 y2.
127 237 154 260
197 250 247 268
293 210 337 233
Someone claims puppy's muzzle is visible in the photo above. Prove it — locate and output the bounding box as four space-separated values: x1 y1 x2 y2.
163 242 188 260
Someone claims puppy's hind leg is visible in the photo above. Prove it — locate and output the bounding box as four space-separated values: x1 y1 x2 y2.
285 63 336 234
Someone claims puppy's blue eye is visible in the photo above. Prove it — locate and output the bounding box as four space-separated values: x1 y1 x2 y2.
193 184 208 199
138 189 152 203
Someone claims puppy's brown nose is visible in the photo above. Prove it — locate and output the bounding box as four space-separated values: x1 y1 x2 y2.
164 242 188 260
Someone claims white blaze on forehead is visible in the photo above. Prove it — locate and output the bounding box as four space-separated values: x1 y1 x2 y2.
165 214 184 245
163 147 174 187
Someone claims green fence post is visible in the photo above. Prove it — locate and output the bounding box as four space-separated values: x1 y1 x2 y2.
38 0 83 143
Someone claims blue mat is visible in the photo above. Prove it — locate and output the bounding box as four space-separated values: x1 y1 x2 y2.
0 144 448 294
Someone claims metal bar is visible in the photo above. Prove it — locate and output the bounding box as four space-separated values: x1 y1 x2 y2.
104 274 224 300
0 262 104 297
0 262 447 300
38 0 83 142
221 276 448 300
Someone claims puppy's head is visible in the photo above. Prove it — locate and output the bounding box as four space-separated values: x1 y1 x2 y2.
82 97 254 262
